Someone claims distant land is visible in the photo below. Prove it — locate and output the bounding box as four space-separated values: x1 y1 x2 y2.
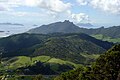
33 24 38 26
28 20 120 38
77 23 94 28
0 31 4 33
1 20 120 43
27 20 82 34
0 22 24 26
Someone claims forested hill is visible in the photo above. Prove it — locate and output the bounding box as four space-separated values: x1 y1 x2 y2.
78 26 120 38
28 20 120 38
55 44 120 80
0 33 113 64
28 20 80 34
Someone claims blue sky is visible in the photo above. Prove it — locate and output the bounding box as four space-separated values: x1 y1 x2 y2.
0 0 120 27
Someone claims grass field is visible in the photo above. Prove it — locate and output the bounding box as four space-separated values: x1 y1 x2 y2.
92 34 120 43
81 53 100 59
2 55 81 70
81 53 100 65
0 75 55 80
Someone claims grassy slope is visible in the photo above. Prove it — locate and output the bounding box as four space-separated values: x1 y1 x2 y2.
2 56 81 70
92 34 120 43
80 53 100 65
81 53 100 59
0 33 113 67
2 54 98 71
54 44 120 80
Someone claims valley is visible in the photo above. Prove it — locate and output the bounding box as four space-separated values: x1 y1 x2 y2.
1 0 120 79
0 21 119 80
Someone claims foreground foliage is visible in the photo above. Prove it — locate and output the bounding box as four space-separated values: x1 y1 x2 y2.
54 44 120 80
0 74 54 80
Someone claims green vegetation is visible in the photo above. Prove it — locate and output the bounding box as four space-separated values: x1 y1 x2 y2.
1 21 120 80
2 55 76 68
32 56 51 63
7 75 33 80
28 20 120 38
28 20 81 34
80 53 100 65
28 20 120 43
0 33 112 64
92 34 120 43
0 75 54 80
0 55 83 75
0 32 114 77
54 44 120 80
10 56 31 68
33 74 44 80
81 53 100 59
92 34 111 40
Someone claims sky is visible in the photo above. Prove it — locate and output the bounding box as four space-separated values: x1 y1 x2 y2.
0 0 120 27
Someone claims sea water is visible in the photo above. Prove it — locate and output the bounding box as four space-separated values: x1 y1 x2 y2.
0 24 37 37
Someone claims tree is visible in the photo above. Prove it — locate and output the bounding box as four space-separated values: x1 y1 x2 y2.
33 74 44 80
54 44 120 80
0 53 2 64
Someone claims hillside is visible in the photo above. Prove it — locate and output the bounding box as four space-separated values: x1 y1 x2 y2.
0 33 113 64
0 33 50 57
33 33 113 64
28 20 80 34
0 56 81 75
55 44 120 80
0 23 24 26
0 54 100 75
78 26 120 38
92 34 120 43
28 21 120 40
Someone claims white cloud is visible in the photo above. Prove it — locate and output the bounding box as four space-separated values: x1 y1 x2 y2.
50 10 90 23
0 0 89 24
37 0 71 13
0 2 11 11
0 11 49 17
91 0 120 14
76 0 120 14
0 0 71 13
71 13 89 23
0 5 8 11
76 0 88 5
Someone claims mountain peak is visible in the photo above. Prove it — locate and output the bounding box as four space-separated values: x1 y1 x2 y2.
63 20 74 24
64 20 73 24
64 20 70 23
28 20 80 34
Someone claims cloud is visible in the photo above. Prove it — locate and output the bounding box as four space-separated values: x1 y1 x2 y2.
0 11 47 17
0 0 71 13
0 6 7 11
91 0 120 14
36 0 71 13
76 0 120 14
0 0 89 24
48 10 90 23
71 13 89 23
76 0 88 5
0 2 11 11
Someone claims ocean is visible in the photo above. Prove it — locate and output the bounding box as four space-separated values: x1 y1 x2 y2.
0 24 37 37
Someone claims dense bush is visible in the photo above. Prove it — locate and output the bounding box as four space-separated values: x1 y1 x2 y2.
54 44 120 80
32 74 44 80
0 33 112 64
